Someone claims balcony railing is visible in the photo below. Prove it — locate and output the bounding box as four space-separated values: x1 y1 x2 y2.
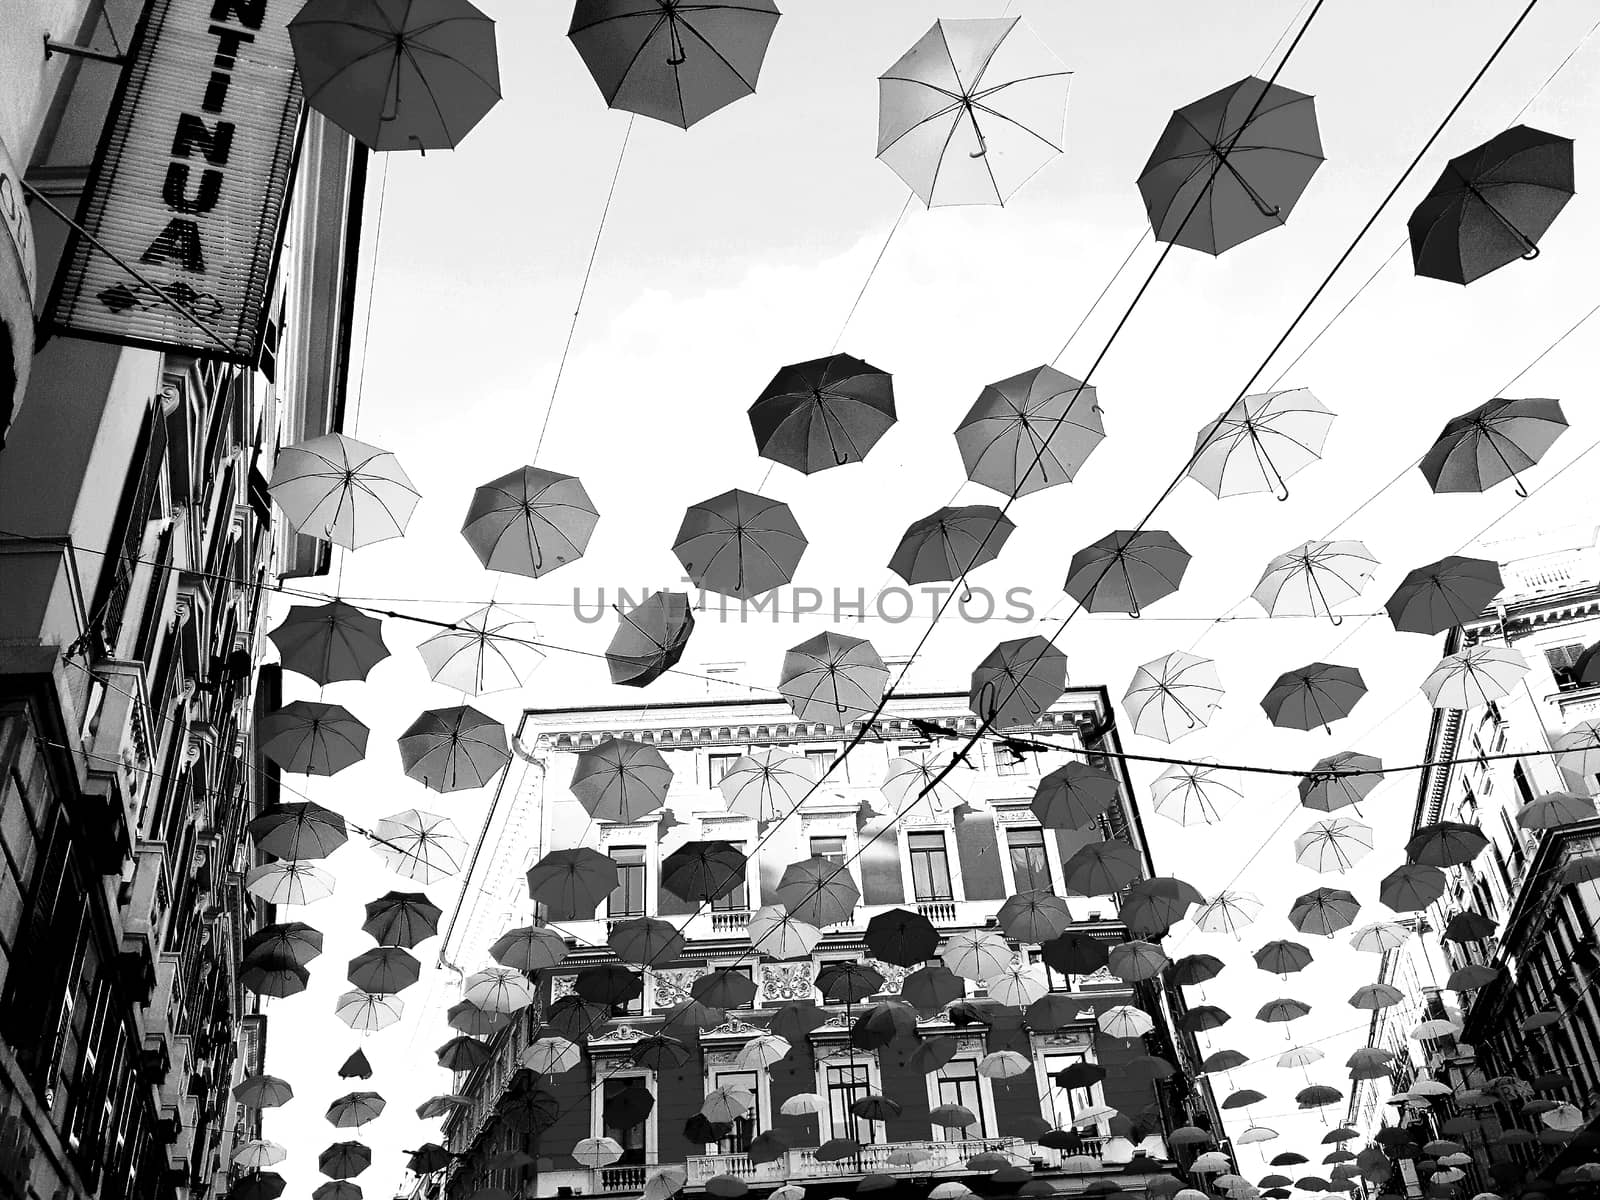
916 900 958 924
710 910 750 934
599 1165 647 1192
685 1138 1026 1184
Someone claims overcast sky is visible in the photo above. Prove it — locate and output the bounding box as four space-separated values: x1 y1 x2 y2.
259 1 1600 1194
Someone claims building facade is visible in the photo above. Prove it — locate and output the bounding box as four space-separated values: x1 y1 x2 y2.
434 688 1221 1200
0 4 365 1197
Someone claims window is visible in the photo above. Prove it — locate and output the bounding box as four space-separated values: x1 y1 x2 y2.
1007 827 1053 892
1512 761 1537 809
601 1075 650 1165
713 1070 761 1153
810 836 846 865
608 847 646 918
1546 643 1589 692
710 845 749 912
933 1059 989 1137
826 1062 876 1143
995 746 1031 776
908 831 953 902
805 748 837 776
1041 1052 1099 1129
1028 948 1072 994
708 753 741 788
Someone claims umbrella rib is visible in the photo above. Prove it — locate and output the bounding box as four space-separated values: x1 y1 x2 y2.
968 96 1067 154
875 96 964 158
677 11 764 91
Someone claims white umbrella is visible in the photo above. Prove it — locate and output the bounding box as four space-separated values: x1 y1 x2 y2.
1553 720 1600 786
418 605 544 695
233 1140 287 1171
1349 921 1411 953
701 1085 755 1123
1098 1004 1155 1040
335 989 404 1032
372 809 468 884
736 1034 792 1071
941 930 1014 982
720 748 819 823
463 967 536 1014
1252 540 1378 622
977 1050 1031 1079
748 905 821 960
268 433 419 549
573 1137 624 1168
780 1093 823 1116
985 963 1048 1007
882 749 965 815
1293 817 1375 873
518 1036 580 1075
1151 759 1242 826
1192 890 1263 936
1122 650 1224 742
1187 388 1335 500
245 860 335 905
1420 645 1528 710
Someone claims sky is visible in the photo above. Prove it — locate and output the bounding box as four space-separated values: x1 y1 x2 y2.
258 1 1600 1195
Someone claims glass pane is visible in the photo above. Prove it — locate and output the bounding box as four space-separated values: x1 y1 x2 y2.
603 1077 649 1164
710 845 748 911
715 1070 759 1153
810 836 845 865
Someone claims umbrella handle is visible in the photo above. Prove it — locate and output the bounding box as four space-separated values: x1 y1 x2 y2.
1522 244 1541 260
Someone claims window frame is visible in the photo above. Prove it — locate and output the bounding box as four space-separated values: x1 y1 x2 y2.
1003 824 1055 894
906 829 954 903
926 1056 995 1140
818 1054 881 1144
707 1066 766 1155
593 1069 657 1166
607 846 648 919
1036 1047 1107 1135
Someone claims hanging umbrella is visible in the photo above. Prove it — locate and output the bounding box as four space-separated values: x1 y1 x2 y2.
1194 890 1264 936
1407 821 1488 867
576 964 644 1008
1421 645 1528 710
901 965 965 1013
609 917 685 966
1173 954 1225 987
1448 963 1499 990
1189 389 1334 500
747 904 821 959
882 749 966 816
243 922 324 968
461 465 598 578
1420 397 1568 496
1181 1005 1231 1034
956 365 1104 498
1098 1004 1155 1041
997 891 1072 943
1032 761 1118 829
701 1085 754 1124
1254 940 1313 976
337 1050 372 1080
941 930 1014 982
1138 76 1324 254
314 1185 362 1200
1293 818 1374 873
372 810 467 884
1349 922 1410 954
674 489 807 599
1122 876 1205 933
545 996 613 1041
317 1140 372 1181
233 1140 288 1172
1386 556 1504 635
1517 791 1596 830
864 908 940 967
877 17 1070 207
1062 840 1141 894
1299 752 1383 812
779 632 889 726
749 354 895 472
415 1097 469 1121
1257 998 1311 1026
889 505 1016 588
1041 930 1108 973
1151 759 1242 826
661 841 746 904
630 1035 692 1072
268 434 418 550
327 1092 386 1129
977 1050 1031 1079
1379 864 1447 913
398 706 510 793
1409 126 1574 284
249 802 349 861
347 946 421 993
775 857 859 926
571 737 673 822
258 702 369 777
362 891 443 948
419 605 543 695
1261 663 1367 732
526 847 618 920
735 1034 791 1071
336 990 404 1032
1553 720 1600 785
1253 541 1378 624
231 1173 287 1200
987 964 1049 1008
1109 940 1169 982
1442 910 1496 942
970 636 1069 729
436 1036 492 1072
245 860 336 906
607 591 694 687
1064 530 1190 616
269 601 389 685
234 1073 295 1109
720 749 819 823
1123 651 1224 743
816 961 885 1004
573 1137 624 1170
690 967 756 1009
569 0 779 129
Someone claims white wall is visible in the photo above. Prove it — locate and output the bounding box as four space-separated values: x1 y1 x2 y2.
0 0 95 165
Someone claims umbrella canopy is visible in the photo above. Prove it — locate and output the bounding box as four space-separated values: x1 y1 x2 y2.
1040 930 1108 974
1517 791 1596 830
1138 76 1324 254
1062 840 1142 895
249 802 349 861
436 1036 493 1072
1407 822 1488 868
1253 541 1378 623
314 1185 362 1200
245 860 336 906
318 1141 372 1180
901 964 965 1014
1121 875 1205 933
573 1137 624 1169
1409 126 1574 284
419 605 543 695
1420 645 1528 710
987 964 1048 1008
258 702 369 777
747 905 821 959
1189 388 1334 500
889 505 1015 586
1173 954 1225 987
347 946 421 993
881 749 967 817
269 601 389 685
956 365 1104 498
1386 556 1504 635
608 917 685 966
1294 819 1374 874
1109 939 1169 982
1442 910 1497 942
337 991 405 1032
1299 752 1383 812
290 0 500 151
1032 761 1119 829
337 1050 372 1080
779 632 889 726
661 841 746 904
864 908 940 967
1194 890 1264 936
243 922 324 968
1420 397 1568 496
630 1034 693 1072
568 0 779 129
398 706 510 793
233 1140 287 1172
1379 864 1447 913
1257 998 1312 1025
231 1174 287 1200
234 1075 294 1108
1254 940 1313 976
446 1001 499 1036
735 1034 791 1071
1349 922 1411 954
372 810 468 884
362 891 443 948
462 465 598 578
775 857 859 926
720 748 820 823
1123 650 1224 743
674 489 807 599
1064 530 1190 616
607 591 695 688
1099 1004 1155 1040
877 17 1070 207
327 1091 386 1129
1261 662 1367 732
1151 760 1242 826
572 737 673 822
816 961 885 1004
941 930 1014 982
268 434 418 549
997 891 1072 943
749 354 895 473
526 847 618 920
970 636 1069 730
1553 720 1600 785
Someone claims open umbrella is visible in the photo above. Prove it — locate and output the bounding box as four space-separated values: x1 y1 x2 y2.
246 861 336 905
231 1173 287 1200
248 802 349 861
1349 922 1410 954
1064 530 1190 616
719 748 819 823
988 963 1048 1008
1516 791 1596 830
347 946 420 993
234 1140 288 1172
1189 388 1334 500
337 991 402 1034
1293 818 1374 873
1123 650 1224 742
661 841 746 904
1421 645 1528 710
1299 752 1383 812
1379 864 1447 913
864 908 939 967
1062 840 1141 895
317 1140 373 1181
775 857 859 926
269 601 389 685
243 922 324 967
1099 1004 1155 1041
674 489 807 599
1032 759 1120 830
1121 875 1205 933
1194 890 1263 936
290 0 500 151
956 365 1104 498
816 961 884 1004
881 749 966 816
490 926 568 973
327 1091 386 1129
747 905 821 960
749 354 895 472
572 737 673 822
338 1050 373 1080
969 636 1068 729
940 930 1012 982
235 1075 295 1109
877 17 1070 207
1138 76 1324 254
779 632 888 726
1420 397 1568 496
314 1185 362 1200
609 917 685 966
419 605 543 695
1386 556 1504 634
607 591 694 687
372 810 467 884
526 847 617 920
465 967 537 1014
269 434 418 549
1041 930 1107 974
1261 663 1367 732
1254 940 1313 976
573 1137 624 1169
258 702 369 777
997 891 1071 943
569 0 779 129
1109 940 1169 982
901 965 964 1014
1407 822 1488 868
1409 126 1574 284
462 465 598 578
1553 720 1600 786
890 505 1015 588
398 706 509 793
1151 760 1242 826
1253 541 1378 624
361 891 443 948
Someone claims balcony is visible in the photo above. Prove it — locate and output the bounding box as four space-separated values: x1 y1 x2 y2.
915 900 958 924
710 911 750 935
600 1165 648 1192
685 1137 1028 1184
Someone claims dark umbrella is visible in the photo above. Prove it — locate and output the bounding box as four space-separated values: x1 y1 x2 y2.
1026 994 1079 1030
691 968 758 1009
436 1037 491 1072
909 1037 958 1074
1056 1061 1108 1089
461 465 599 578
397 706 509 793
1409 126 1574 284
268 601 389 685
814 1138 860 1163
317 1141 371 1180
661 841 746 903
338 1049 372 1080
1032 761 1119 829
1289 887 1359 936
956 365 1104 498
243 922 324 967
850 1094 902 1123
775 856 859 927
863 907 939 967
749 354 895 472
1385 555 1504 635
607 590 695 687
1064 529 1190 616
569 0 780 129
240 953 310 998
603 1082 655 1129
1138 76 1324 254
576 963 644 1006
607 916 684 966
406 1145 452 1174
1419 397 1567 497
1172 954 1225 987
313 1183 362 1200
1407 821 1488 868
815 962 884 1004
662 998 725 1036
347 946 421 993
851 1000 918 1049
748 1131 790 1165
572 737 673 823
970 635 1070 730
1180 1005 1231 1034
1254 940 1313 975
997 890 1073 943
901 965 965 1014
631 1034 693 1071
447 1000 499 1036
1442 910 1495 942
673 489 807 600
248 801 349 861
1041 930 1109 974
361 891 443 949
231 1173 287 1200
526 847 618 920
684 1113 734 1144
889 505 1015 589
544 996 612 1041
1261 662 1367 732
769 1003 828 1042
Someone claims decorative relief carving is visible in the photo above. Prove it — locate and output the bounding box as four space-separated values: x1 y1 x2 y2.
704 1049 741 1068
863 959 908 995
653 967 705 1009
589 1024 647 1045
703 1017 761 1038
550 975 577 1001
1078 966 1120 987
760 961 815 1003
